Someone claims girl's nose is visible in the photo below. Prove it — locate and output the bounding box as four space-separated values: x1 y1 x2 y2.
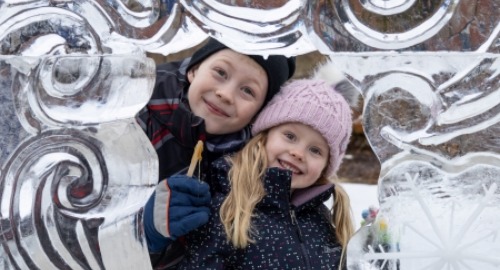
290 148 304 161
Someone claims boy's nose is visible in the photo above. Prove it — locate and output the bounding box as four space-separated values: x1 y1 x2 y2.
215 85 234 104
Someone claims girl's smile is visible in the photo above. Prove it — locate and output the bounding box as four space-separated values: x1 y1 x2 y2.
265 122 329 190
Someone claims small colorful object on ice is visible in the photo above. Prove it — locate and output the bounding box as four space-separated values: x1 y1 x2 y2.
360 205 379 226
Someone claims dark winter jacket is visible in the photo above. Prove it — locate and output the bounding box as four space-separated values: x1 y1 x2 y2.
178 158 343 270
136 58 251 181
136 58 251 269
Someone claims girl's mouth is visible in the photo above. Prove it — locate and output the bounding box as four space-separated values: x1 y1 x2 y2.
279 160 302 174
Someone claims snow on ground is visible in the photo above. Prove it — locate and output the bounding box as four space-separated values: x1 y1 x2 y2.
325 183 379 230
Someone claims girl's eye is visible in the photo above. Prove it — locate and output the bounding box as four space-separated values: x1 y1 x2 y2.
284 132 295 141
310 147 322 156
241 87 255 97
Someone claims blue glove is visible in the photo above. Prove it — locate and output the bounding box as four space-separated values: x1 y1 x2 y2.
144 175 211 252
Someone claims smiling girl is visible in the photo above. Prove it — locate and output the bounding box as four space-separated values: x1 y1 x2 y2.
179 61 359 269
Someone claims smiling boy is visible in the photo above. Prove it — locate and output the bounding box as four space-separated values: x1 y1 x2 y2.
187 49 268 135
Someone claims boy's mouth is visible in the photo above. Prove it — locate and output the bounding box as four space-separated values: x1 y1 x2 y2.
205 100 230 117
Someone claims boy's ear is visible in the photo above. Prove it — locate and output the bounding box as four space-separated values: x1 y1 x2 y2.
187 69 194 83
187 65 198 83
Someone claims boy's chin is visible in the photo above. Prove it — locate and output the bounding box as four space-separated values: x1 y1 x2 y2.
204 118 250 135
205 124 231 135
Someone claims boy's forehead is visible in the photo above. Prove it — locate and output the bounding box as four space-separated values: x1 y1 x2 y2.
209 49 259 65
205 49 268 78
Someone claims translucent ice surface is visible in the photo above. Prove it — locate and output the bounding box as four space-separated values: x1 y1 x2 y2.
335 51 500 269
0 55 157 269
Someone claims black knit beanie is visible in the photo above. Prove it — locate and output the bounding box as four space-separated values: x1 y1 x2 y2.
187 38 296 106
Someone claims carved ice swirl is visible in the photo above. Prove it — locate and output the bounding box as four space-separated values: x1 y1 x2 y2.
0 131 107 269
335 0 460 49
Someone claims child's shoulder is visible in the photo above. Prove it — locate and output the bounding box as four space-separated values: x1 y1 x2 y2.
206 157 232 194
156 58 191 79
211 156 231 171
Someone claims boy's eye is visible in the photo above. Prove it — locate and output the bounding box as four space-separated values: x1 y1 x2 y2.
241 86 255 97
214 68 227 78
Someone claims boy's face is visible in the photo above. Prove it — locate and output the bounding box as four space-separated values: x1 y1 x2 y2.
187 49 268 135
265 122 329 190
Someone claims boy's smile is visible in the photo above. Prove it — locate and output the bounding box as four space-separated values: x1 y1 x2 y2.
187 49 268 135
203 98 230 117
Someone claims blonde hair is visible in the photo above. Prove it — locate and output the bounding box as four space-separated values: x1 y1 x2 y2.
220 131 355 250
331 181 355 248
220 133 268 248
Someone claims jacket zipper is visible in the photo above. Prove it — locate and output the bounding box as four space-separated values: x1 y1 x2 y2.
290 209 311 269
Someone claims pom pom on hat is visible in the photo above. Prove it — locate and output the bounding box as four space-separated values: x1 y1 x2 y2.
312 61 359 108
187 38 296 106
252 60 360 177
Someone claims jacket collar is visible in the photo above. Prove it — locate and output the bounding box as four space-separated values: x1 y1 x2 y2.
212 159 334 211
204 126 251 154
291 184 334 209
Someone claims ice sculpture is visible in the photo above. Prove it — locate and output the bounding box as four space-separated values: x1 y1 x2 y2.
0 54 158 269
338 52 500 270
0 0 498 269
0 2 160 267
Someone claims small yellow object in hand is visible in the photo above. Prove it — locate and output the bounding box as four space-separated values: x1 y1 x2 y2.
187 140 203 177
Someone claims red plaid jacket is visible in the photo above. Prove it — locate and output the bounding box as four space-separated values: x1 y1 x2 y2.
137 58 251 181
137 58 205 181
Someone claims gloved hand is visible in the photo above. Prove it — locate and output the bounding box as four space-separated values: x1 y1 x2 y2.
144 175 211 252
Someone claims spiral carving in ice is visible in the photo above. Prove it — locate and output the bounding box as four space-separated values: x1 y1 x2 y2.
0 131 107 269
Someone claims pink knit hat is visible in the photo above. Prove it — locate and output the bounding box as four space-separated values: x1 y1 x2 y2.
252 61 359 177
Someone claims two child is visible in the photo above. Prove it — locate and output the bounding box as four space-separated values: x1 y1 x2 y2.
137 38 295 181
177 61 358 269
138 38 295 267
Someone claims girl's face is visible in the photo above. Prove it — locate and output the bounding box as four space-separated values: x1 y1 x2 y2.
265 122 329 190
187 49 268 135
